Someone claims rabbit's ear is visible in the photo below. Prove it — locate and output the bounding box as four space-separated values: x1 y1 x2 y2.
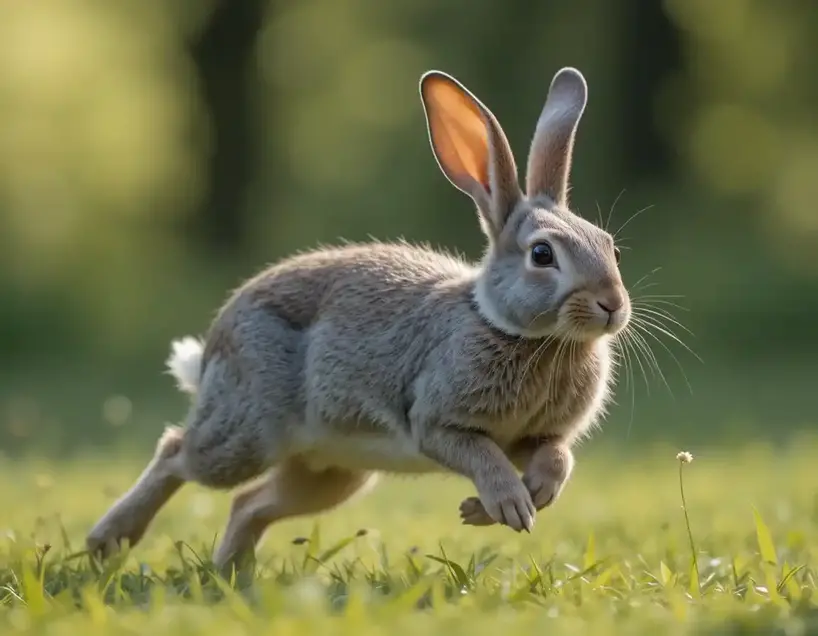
420 71 521 237
525 67 588 207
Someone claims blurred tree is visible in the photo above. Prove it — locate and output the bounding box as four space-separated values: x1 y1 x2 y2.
622 0 682 179
188 0 266 254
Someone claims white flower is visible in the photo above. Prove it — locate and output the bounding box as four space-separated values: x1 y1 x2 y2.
676 451 693 464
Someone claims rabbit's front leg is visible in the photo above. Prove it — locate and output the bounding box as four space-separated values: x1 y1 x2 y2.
459 441 574 527
420 426 536 532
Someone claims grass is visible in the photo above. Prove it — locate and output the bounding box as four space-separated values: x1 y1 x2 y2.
3 437 818 634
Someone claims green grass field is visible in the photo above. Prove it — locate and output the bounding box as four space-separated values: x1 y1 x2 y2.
3 438 818 635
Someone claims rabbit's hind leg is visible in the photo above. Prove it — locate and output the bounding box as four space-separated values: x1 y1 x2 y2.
213 458 377 576
86 425 189 557
86 350 286 558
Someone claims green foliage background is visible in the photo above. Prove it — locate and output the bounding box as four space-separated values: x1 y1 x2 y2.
0 0 815 457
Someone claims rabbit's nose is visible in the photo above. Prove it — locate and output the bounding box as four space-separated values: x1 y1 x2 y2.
595 290 624 315
596 300 619 314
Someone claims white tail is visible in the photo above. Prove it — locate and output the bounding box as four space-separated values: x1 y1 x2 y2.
166 336 204 394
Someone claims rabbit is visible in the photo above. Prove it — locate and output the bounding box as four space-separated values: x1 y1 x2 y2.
85 66 630 575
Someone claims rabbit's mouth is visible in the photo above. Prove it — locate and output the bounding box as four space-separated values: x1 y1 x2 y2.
556 288 631 342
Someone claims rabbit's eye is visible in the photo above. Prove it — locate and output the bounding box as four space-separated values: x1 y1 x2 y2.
530 242 555 267
614 247 621 264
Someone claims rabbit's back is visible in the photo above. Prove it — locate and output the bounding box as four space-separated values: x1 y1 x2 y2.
216 241 472 327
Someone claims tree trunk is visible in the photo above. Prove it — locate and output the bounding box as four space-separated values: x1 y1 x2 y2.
188 0 266 253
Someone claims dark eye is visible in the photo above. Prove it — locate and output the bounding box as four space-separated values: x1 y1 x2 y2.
614 246 621 264
530 242 555 267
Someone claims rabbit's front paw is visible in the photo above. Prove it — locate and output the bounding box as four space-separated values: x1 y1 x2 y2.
521 445 573 509
475 476 535 532
522 470 565 509
458 471 563 526
459 496 494 526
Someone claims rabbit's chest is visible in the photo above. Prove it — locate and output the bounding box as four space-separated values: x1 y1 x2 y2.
478 391 582 447
472 340 612 445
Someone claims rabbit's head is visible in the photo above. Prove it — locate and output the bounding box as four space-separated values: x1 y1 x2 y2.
420 67 629 342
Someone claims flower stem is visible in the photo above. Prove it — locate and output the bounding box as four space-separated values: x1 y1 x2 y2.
679 461 700 595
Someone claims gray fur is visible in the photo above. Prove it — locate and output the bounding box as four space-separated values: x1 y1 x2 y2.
86 67 631 574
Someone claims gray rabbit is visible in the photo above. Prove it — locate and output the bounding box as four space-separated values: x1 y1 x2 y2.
86 67 630 574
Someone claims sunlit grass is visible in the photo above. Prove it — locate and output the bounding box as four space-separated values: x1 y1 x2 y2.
3 437 818 634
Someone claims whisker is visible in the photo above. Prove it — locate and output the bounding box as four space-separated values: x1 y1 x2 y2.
542 339 559 404
620 335 636 397
629 328 660 389
507 307 564 408
622 336 637 438
504 307 555 377
614 333 638 439
631 320 694 395
630 327 674 398
631 306 696 338
605 188 627 233
614 204 654 238
631 281 660 293
631 298 689 312
513 335 555 410
549 337 566 401
632 306 691 332
631 315 702 364
629 267 664 293
551 333 574 401
622 327 651 394
566 336 578 400
631 293 687 301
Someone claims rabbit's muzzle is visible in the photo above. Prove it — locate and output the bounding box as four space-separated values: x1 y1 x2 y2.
557 285 630 341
